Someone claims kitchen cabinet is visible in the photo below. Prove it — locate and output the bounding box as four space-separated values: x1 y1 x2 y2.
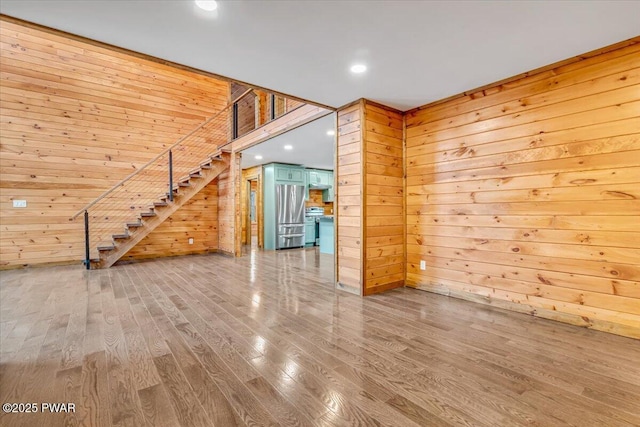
322 186 334 202
306 169 334 201
306 169 331 186
304 217 316 245
305 170 314 200
308 170 329 185
307 170 320 185
322 171 334 202
275 165 305 184
318 170 332 186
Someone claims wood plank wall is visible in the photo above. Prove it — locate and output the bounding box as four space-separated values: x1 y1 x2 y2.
122 180 219 261
229 104 331 152
217 152 242 256
306 189 333 215
286 98 304 112
363 102 405 295
404 41 640 338
336 101 363 294
231 82 256 137
0 18 230 268
336 100 405 295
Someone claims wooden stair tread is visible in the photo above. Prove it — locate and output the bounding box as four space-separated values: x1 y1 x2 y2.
92 149 230 268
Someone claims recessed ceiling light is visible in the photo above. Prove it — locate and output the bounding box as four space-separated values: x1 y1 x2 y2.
254 155 263 160
195 0 218 11
284 145 293 150
326 130 336 136
350 64 367 74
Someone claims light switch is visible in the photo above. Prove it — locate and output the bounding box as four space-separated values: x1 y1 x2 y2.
188 238 194 245
13 200 27 208
420 260 426 270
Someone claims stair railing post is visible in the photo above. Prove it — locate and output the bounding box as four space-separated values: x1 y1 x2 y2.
168 149 174 202
84 210 90 270
232 102 239 139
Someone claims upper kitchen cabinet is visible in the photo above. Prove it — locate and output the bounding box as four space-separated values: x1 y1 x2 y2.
274 164 305 184
309 169 331 186
306 168 334 202
307 169 332 186
320 170 332 186
322 171 335 203
322 172 334 202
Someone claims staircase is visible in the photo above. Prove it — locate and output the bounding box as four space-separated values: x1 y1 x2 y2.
72 89 254 269
92 150 230 268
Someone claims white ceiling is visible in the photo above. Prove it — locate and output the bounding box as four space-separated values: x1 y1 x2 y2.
241 113 335 171
2 1 639 111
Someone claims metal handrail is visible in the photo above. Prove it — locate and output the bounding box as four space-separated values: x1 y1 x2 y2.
70 88 254 220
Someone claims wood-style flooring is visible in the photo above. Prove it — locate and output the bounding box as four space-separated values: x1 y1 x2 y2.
1 248 639 426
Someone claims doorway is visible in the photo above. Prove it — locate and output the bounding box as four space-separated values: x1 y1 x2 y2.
238 113 336 278
241 167 263 252
248 179 258 247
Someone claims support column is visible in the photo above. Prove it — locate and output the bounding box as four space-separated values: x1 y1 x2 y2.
336 99 405 296
217 151 242 256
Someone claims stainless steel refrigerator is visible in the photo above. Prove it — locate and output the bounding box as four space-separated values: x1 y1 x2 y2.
275 184 305 249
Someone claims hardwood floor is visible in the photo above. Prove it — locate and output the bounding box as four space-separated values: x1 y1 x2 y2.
1 248 639 426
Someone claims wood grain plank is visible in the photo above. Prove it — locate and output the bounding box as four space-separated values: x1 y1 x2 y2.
2 252 640 426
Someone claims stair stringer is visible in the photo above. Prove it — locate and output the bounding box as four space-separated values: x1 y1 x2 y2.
95 151 230 268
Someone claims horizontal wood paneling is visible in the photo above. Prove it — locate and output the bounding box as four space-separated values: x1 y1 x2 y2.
286 98 304 112
363 102 405 295
336 102 363 294
306 189 333 215
229 104 331 152
218 153 242 256
335 101 405 296
405 40 640 337
122 180 218 261
0 19 230 268
232 82 257 137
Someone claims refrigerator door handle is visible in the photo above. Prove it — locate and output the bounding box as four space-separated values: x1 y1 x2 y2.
282 234 304 238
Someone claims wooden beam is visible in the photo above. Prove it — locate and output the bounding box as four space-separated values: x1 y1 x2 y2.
227 104 332 152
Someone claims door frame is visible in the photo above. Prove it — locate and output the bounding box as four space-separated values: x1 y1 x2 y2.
242 173 262 248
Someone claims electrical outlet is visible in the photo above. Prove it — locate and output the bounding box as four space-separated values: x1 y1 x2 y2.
188 238 194 245
419 260 426 270
13 200 27 208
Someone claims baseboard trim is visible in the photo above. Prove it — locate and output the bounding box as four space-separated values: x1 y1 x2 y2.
407 283 640 340
364 280 404 296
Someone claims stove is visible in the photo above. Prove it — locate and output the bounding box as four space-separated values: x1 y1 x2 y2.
305 207 325 217
305 207 324 246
